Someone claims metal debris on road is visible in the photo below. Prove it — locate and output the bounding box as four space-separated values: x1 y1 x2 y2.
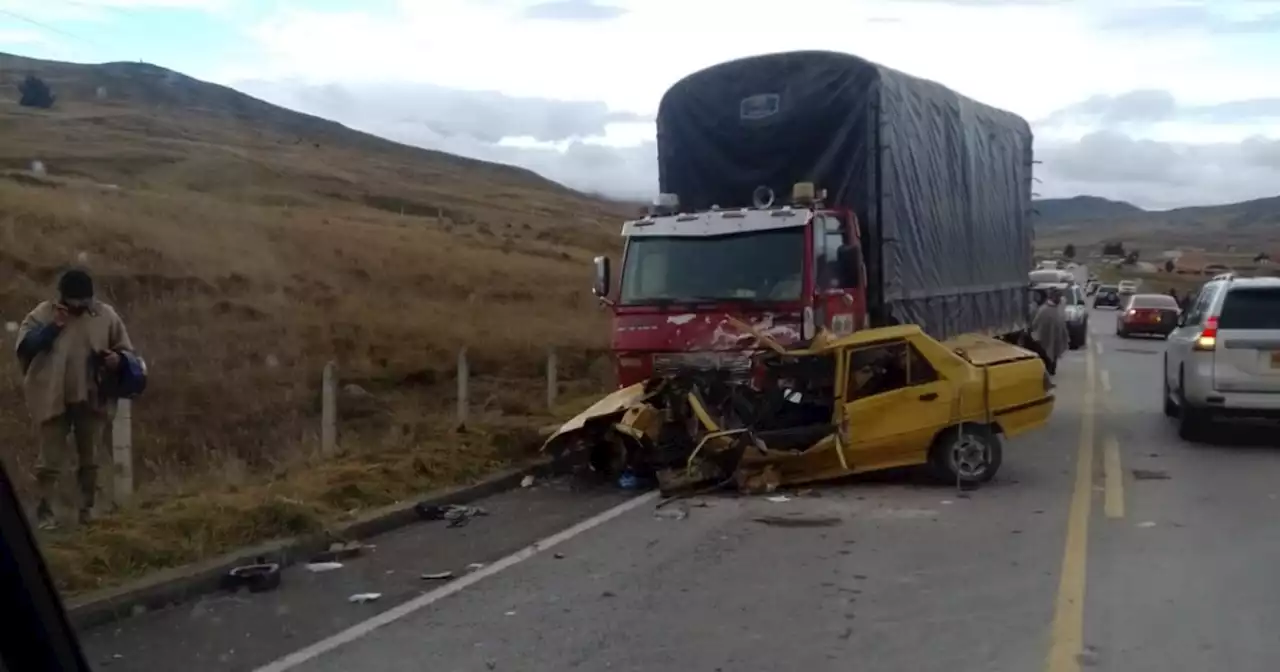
421 571 454 580
304 562 344 573
466 562 486 572
1136 521 1157 528
416 503 491 528
765 495 791 503
348 593 382 604
654 506 689 521
520 474 536 488
753 515 842 528
311 541 367 563
221 560 282 593
1132 469 1171 480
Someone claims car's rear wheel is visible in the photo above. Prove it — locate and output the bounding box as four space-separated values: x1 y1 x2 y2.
929 424 1003 484
1176 371 1210 441
1162 356 1177 418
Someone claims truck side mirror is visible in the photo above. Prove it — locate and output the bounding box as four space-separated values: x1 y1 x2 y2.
592 255 611 298
837 245 862 288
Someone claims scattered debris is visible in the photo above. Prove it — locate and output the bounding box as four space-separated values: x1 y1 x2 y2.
421 571 454 581
3 321 17 334
765 495 792 503
305 562 344 573
553 552 566 559
753 515 842 528
796 488 818 497
504 610 517 616
222 561 282 593
348 593 382 604
311 541 366 563
654 506 689 521
416 503 490 528
1131 469 1170 480
466 562 486 572
1136 521 1157 528
521 474 536 488
941 500 954 505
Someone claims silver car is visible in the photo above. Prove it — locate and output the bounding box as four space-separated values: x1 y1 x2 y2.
1163 275 1280 439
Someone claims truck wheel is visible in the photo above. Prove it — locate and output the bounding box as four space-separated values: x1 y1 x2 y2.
929 425 1003 484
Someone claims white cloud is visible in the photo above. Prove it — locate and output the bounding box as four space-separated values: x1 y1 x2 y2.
12 0 1280 209
205 0 1280 209
0 28 45 44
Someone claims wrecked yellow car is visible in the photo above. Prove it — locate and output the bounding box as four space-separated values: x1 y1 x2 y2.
543 323 1055 494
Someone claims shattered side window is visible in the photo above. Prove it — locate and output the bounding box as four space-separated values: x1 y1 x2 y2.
847 341 937 400
906 344 938 385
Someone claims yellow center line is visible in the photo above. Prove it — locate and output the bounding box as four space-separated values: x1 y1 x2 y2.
1045 344 1096 672
1104 435 1125 519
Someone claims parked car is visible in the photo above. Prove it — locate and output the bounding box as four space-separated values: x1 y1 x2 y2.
1093 285 1121 309
1163 275 1280 439
1117 293 1181 338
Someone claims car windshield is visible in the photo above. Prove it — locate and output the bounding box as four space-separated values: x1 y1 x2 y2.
1131 294 1179 309
620 228 806 304
1218 287 1280 329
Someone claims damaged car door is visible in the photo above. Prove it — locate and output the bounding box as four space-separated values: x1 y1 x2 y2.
839 339 952 472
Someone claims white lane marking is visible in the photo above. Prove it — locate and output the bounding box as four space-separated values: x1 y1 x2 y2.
254 490 661 671
1100 369 1111 394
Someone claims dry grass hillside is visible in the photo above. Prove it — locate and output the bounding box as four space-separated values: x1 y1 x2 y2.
0 52 631 592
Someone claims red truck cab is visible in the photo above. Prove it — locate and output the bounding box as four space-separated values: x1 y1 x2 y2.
593 184 867 387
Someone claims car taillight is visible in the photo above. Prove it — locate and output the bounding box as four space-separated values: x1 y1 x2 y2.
1194 316 1218 351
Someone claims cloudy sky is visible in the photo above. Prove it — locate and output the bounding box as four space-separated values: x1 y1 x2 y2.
2 0 1279 209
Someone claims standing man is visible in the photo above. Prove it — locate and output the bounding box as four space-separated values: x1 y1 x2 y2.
1030 288 1070 376
14 269 133 529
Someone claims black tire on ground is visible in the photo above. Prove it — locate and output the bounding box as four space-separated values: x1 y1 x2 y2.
1162 357 1177 418
929 424 1004 484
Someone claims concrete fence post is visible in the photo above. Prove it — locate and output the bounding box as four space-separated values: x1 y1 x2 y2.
546 347 558 411
456 348 470 427
321 361 337 456
111 399 133 506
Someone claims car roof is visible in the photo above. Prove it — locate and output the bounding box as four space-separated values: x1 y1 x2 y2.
1224 276 1280 289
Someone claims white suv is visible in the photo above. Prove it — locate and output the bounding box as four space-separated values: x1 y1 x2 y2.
1163 276 1280 439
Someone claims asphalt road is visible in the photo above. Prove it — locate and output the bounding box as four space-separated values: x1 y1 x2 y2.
77 307 1280 672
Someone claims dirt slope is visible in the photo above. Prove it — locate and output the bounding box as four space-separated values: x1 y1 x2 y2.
0 52 629 591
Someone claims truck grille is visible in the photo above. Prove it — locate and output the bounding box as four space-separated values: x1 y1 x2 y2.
652 352 753 380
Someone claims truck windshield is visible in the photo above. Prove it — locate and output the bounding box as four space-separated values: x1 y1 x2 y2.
619 228 805 304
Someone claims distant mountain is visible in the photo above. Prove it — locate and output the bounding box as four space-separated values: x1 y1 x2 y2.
1034 196 1145 222
1033 193 1280 251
